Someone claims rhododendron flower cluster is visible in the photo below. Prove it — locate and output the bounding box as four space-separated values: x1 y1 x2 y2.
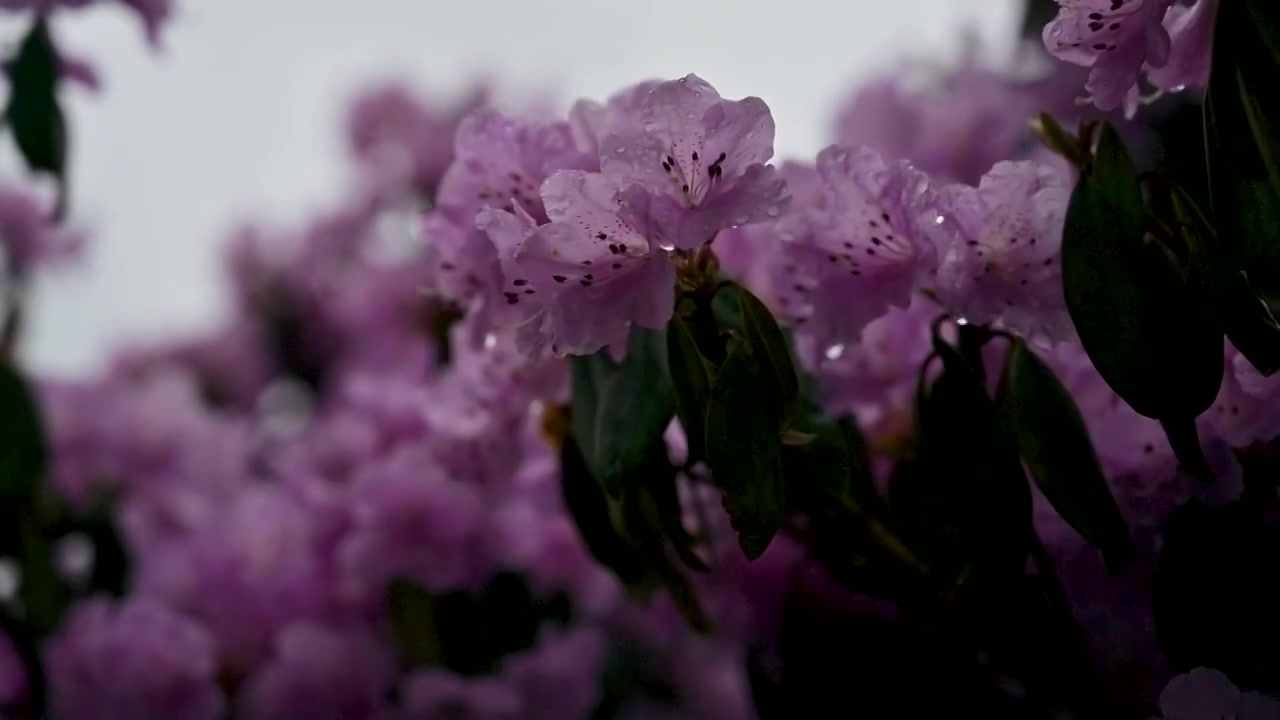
0 1 1277 718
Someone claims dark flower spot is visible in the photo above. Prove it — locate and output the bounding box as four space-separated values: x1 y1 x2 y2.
579 279 592 287
691 151 699 162
1043 258 1054 266
681 184 690 193
1093 43 1109 50
513 279 528 286
662 161 671 172
881 212 890 222
506 297 519 305
828 255 839 262
717 152 726 162
1088 21 1104 31
843 241 855 249
596 232 608 240
966 240 979 247
1110 0 1122 10
793 284 806 292
612 263 622 269
869 220 878 228
866 248 876 256
1009 237 1018 245
524 289 535 295
871 237 882 246
552 275 567 283
666 155 675 166
583 274 594 281
1109 23 1121 30
1029 238 1037 245
440 262 456 271
1088 12 1102 20
582 260 592 266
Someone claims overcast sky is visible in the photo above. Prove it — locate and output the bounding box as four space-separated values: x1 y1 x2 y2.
7 0 1019 376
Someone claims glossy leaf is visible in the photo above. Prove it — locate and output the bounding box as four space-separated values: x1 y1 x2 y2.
734 283 801 424
891 342 1031 586
559 434 651 587
0 364 46 503
386 578 442 667
1205 0 1280 370
573 327 675 498
666 316 713 463
705 339 785 560
996 340 1133 573
1062 124 1223 421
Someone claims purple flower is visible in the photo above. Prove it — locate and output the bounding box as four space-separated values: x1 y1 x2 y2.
0 0 172 46
598 74 787 251
768 145 938 353
1157 667 1280 719
0 182 81 277
478 171 677 357
346 81 488 199
569 79 663 157
437 108 595 223
0 630 26 709
1147 0 1219 93
502 626 608 719
43 597 226 720
1207 342 1280 447
235 623 395 720
134 485 331 672
795 294 938 432
397 670 522 720
1042 0 1176 115
933 160 1074 344
833 63 1038 185
336 453 490 603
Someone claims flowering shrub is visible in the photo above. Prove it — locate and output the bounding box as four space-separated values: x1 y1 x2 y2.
0 0 1277 718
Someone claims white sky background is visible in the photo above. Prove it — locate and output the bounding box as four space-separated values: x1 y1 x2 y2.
7 0 1021 376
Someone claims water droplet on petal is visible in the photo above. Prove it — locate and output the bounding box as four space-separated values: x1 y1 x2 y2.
734 215 750 225
658 241 676 251
613 147 625 155
484 333 498 350
642 121 658 132
766 206 781 218
955 317 971 326
934 215 946 225
824 344 846 361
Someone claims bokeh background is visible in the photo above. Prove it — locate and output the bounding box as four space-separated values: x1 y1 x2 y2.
7 0 1018 375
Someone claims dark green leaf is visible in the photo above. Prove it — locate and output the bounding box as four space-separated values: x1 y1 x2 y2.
735 284 801 424
1205 0 1280 366
891 342 1031 586
4 19 68 185
0 364 46 503
666 317 713 463
386 578 441 667
705 340 785 560
559 434 651 587
81 510 129 596
782 414 873 512
431 572 573 676
996 340 1133 573
573 327 675 498
1062 124 1223 420
17 514 71 639
1021 0 1060 38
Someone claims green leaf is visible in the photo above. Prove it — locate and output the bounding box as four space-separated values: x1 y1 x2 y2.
0 364 46 503
1205 0 1280 367
705 340 785 560
3 18 68 187
891 342 1031 586
666 316 713 463
1062 124 1223 421
618 487 711 633
386 578 442 667
1021 0 1060 38
559 434 651 587
734 284 801 424
572 327 676 498
996 340 1133 573
81 510 129 597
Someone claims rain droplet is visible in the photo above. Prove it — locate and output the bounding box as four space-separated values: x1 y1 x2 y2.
484 333 498 350
955 317 971 326
642 121 658 132
766 206 781 218
734 215 751 225
824 344 846 361
658 241 676 251
934 215 946 225
613 147 625 155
